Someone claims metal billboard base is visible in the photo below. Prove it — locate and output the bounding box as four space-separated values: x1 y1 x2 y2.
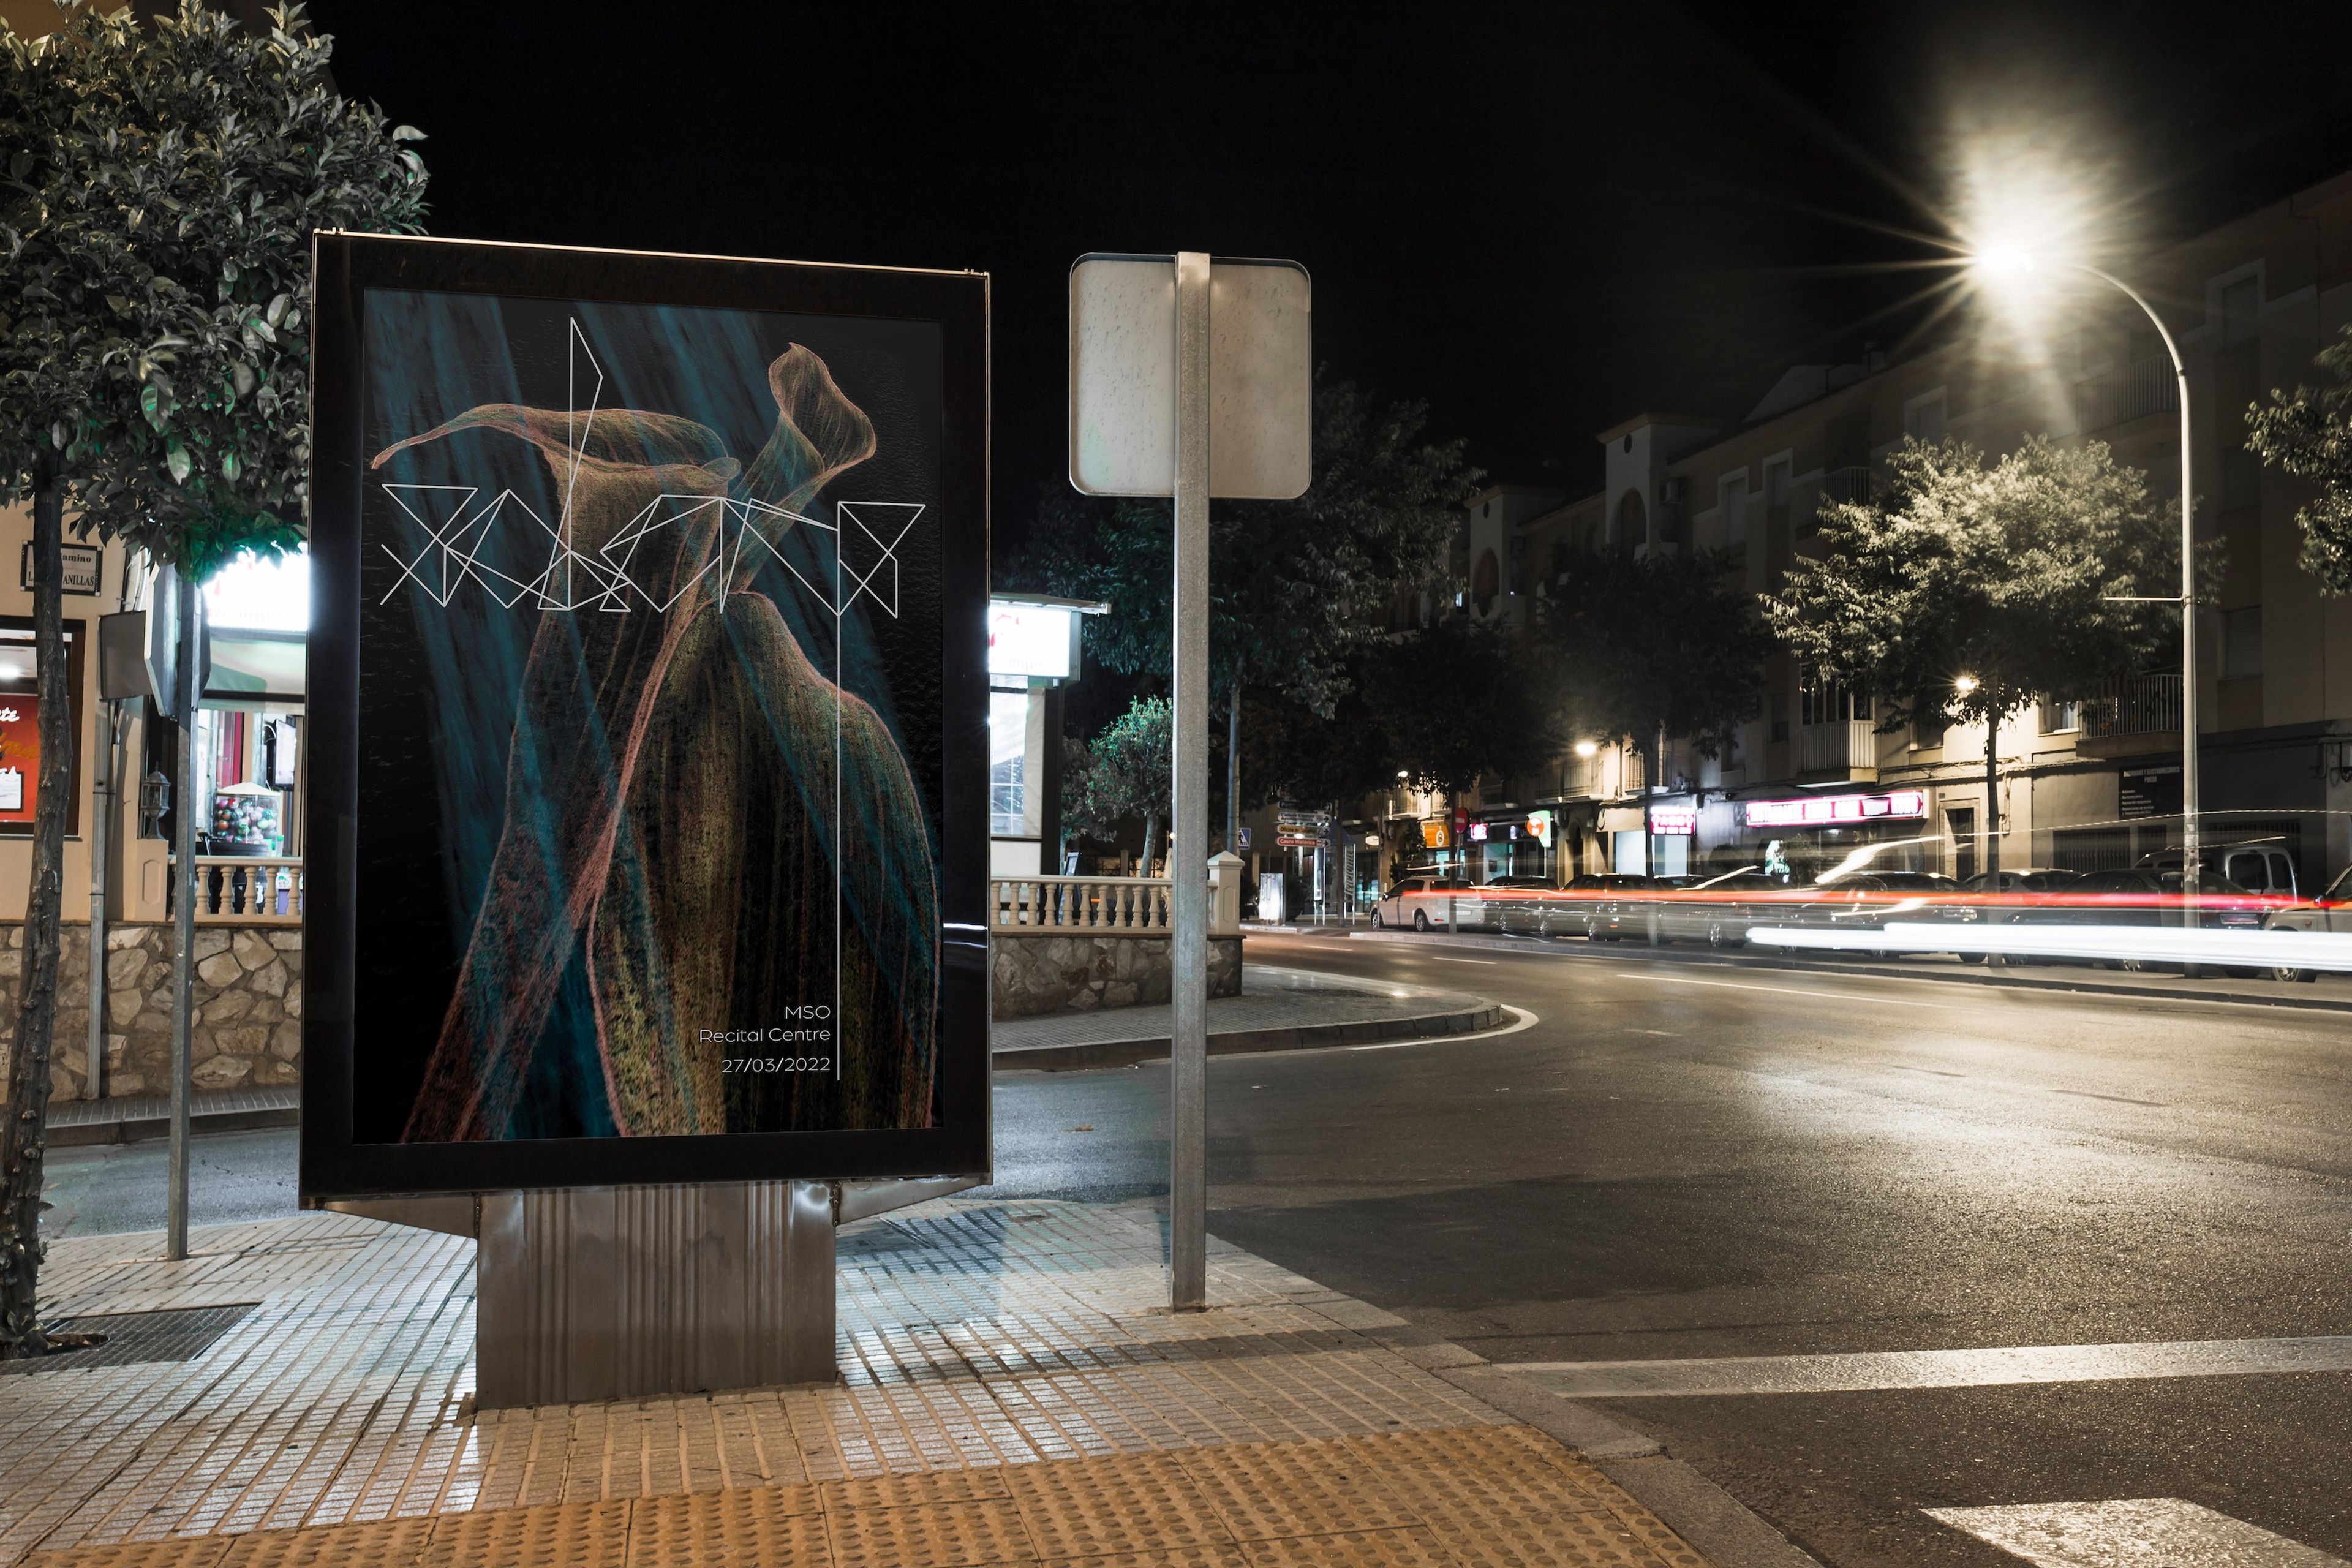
328 1175 980 1410
473 1180 837 1409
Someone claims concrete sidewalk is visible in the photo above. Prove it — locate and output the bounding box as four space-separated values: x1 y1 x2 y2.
993 965 1507 1071
43 1087 301 1148
0 1196 1796 1567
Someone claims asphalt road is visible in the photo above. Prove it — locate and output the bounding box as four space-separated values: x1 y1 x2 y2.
986 930 2352 1567
40 933 2352 1562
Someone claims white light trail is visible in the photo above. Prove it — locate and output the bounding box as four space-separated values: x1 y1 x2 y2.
1746 921 2352 971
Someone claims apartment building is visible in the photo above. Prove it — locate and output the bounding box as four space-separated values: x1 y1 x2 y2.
1499 168 2352 894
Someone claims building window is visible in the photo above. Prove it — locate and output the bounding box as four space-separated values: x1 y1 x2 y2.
989 690 1028 836
2220 277 2258 349
2223 606 2264 679
1798 663 1867 726
1905 391 1947 445
1613 489 1646 549
2041 698 2081 734
1914 713 1947 750
0 618 84 837
1719 472 1749 548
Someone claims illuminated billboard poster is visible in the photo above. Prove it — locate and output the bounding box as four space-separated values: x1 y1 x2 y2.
1649 804 1698 836
1742 790 1928 829
303 235 990 1196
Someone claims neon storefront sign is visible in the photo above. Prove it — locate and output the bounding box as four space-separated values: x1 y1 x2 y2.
1742 790 1927 829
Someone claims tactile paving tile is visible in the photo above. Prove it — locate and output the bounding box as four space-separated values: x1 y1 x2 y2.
820 1469 1012 1512
220 1517 435 1567
625 1487 829 1566
1599 1501 1711 1568
29 1544 235 1568
413 1500 631 1568
1417 1502 1679 1568
1175 1438 1422 1541
824 1498 1036 1568
1035 1548 1248 1568
1234 1527 1457 1567
1006 1452 1237 1561
1342 1428 1619 1516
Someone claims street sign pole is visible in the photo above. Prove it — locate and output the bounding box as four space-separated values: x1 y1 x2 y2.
1170 251 1212 1311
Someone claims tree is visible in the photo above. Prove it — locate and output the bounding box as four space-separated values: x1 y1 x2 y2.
0 2 426 1357
1762 435 2185 883
1079 697 1174 874
2246 323 2352 593
1358 619 1561 802
1542 545 1769 872
1010 375 1474 842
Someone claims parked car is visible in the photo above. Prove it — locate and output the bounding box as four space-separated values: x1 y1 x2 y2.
1563 873 1661 941
1475 875 1564 933
2009 867 2267 973
2262 864 2352 982
1654 867 1790 947
2140 845 2301 900
1371 875 1472 932
1771 872 1978 957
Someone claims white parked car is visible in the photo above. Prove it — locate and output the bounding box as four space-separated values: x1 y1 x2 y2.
1371 875 1473 932
2264 865 2352 982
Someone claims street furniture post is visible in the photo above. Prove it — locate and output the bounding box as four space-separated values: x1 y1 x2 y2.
1170 251 1212 1310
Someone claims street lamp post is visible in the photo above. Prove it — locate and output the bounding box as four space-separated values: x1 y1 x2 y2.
1977 249 2200 921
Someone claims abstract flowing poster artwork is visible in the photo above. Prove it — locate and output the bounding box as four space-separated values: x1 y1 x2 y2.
352 285 949 1146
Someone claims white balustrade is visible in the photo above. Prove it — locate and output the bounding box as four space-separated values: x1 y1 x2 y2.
167 856 304 925
993 857 1246 938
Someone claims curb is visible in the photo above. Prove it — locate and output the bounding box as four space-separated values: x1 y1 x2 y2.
992 1000 1506 1072
48 1104 301 1148
1334 925 2352 1014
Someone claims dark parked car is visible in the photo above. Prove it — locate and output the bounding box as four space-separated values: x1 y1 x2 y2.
2009 867 2266 973
1654 867 1789 946
1746 871 1977 957
1562 873 1662 941
1477 875 1566 934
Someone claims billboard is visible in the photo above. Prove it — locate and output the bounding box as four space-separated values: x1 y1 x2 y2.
303 235 990 1197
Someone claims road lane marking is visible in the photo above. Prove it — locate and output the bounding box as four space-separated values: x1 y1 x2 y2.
1348 1005 1538 1050
1637 973 1968 1009
1418 956 1499 965
1508 1335 2352 1397
1925 1498 2348 1566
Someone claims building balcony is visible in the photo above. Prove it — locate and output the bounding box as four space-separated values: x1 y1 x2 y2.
1797 718 1879 780
2072 357 2178 432
2075 673 2183 758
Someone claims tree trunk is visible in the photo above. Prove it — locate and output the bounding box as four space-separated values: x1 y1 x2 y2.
167 573 199 1261
1226 688 1240 856
1140 813 1160 883
1983 706 2001 884
0 470 74 1358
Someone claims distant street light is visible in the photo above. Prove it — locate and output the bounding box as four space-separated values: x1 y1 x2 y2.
1970 246 2201 918
1953 674 1978 696
1574 740 1600 757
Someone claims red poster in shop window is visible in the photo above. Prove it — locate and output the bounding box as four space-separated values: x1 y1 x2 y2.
0 693 40 823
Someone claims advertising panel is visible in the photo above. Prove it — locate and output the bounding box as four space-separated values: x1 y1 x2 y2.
303 235 990 1197
1742 790 1928 829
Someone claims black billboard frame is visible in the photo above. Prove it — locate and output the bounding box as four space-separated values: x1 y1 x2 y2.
301 232 992 1200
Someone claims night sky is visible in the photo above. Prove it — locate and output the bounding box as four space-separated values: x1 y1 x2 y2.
315 1 2352 552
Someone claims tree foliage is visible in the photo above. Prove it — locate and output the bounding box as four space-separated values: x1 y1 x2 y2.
1246 619 1560 805
1543 546 1768 758
1762 435 2187 737
1066 696 1173 864
1 1 429 569
1011 375 1474 714
2246 323 2352 593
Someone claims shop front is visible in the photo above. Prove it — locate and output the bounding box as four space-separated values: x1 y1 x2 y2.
1719 786 1939 883
1466 806 1559 883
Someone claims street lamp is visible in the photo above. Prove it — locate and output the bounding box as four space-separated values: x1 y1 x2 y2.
1973 247 2201 916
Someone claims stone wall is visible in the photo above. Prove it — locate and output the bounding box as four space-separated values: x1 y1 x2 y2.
991 933 1242 1021
0 922 303 1099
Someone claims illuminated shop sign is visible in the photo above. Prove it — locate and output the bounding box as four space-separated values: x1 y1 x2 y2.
1649 804 1698 835
987 600 1082 680
1741 790 1927 829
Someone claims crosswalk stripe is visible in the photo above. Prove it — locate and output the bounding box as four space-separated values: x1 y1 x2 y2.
1509 1335 2352 1397
1924 1498 2346 1566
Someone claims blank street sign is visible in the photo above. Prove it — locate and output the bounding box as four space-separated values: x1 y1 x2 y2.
1068 254 1311 500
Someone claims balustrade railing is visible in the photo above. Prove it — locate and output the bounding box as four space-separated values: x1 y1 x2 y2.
167 856 304 925
2082 673 2183 738
2072 356 2178 432
992 857 1243 937
1797 718 1877 774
